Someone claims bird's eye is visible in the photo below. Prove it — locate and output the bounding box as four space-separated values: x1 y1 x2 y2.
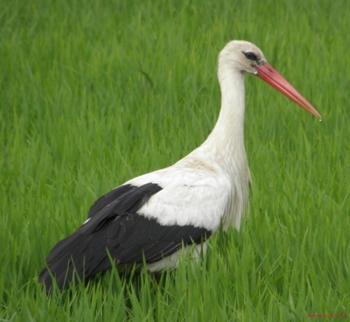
243 51 258 61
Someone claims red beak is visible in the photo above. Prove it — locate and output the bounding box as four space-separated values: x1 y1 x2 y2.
256 63 321 120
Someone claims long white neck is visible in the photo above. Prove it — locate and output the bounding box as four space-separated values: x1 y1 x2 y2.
179 61 250 230
188 63 250 230
201 64 248 175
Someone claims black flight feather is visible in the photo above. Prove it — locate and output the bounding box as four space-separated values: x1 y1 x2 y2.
87 184 136 219
39 183 211 292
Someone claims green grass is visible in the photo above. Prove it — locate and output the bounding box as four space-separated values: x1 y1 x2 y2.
1 0 350 320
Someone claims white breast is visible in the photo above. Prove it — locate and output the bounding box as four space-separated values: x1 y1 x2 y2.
128 155 231 231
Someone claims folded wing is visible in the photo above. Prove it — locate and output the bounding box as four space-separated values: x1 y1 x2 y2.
39 167 230 292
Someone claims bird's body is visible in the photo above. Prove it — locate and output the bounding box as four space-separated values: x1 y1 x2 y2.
39 40 320 292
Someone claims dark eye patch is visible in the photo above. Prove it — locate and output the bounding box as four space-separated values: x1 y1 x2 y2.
243 51 258 61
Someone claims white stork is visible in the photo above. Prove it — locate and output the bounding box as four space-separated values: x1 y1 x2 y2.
39 40 321 291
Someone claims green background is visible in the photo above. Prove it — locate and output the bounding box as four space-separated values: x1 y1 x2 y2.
1 0 349 320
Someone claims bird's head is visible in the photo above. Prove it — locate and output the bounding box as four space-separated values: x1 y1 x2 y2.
219 40 321 120
219 40 266 75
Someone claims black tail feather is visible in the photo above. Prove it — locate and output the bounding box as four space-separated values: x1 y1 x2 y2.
38 225 111 292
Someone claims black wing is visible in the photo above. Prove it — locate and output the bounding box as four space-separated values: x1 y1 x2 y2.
39 183 211 292
87 184 136 219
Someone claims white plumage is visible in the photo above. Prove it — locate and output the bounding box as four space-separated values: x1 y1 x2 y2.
129 42 253 232
39 40 320 292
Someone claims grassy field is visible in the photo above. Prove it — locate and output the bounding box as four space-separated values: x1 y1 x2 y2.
1 0 350 320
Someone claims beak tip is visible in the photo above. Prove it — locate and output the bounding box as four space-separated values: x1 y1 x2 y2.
257 64 322 121
312 110 322 121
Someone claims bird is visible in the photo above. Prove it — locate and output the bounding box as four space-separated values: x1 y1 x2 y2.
39 40 321 292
